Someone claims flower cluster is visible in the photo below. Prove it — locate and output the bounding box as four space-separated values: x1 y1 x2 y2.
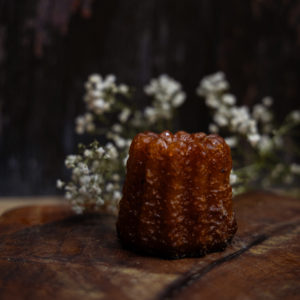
143 75 186 124
197 72 300 194
75 113 95 134
197 72 260 148
58 74 186 213
57 141 123 215
75 74 130 135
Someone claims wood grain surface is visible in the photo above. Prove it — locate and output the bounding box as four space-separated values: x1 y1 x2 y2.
0 192 299 300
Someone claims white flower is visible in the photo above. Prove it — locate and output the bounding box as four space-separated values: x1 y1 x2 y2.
209 123 219 133
228 106 259 136
248 120 258 134
144 84 154 95
262 97 273 107
88 74 102 83
119 84 129 94
290 163 300 175
205 95 219 108
105 143 118 159
119 108 131 123
65 183 76 193
75 126 84 135
172 92 186 107
145 75 184 103
230 106 251 130
72 205 84 214
72 167 81 177
105 74 116 84
112 174 120 181
214 113 228 127
113 191 122 201
65 155 79 168
84 149 93 158
94 98 105 108
65 192 72 200
126 139 132 147
115 136 126 148
95 197 105 206
75 113 95 134
290 110 300 122
144 106 157 123
78 185 88 194
230 172 238 185
92 99 111 114
123 154 129 166
258 135 273 154
161 102 171 111
80 175 91 185
222 94 236 105
90 90 102 98
91 184 102 194
197 72 229 96
218 105 230 117
85 113 93 122
237 121 250 135
112 123 123 133
96 147 105 157
80 161 89 171
253 104 272 123
225 136 238 148
91 160 100 172
86 122 95 133
161 75 180 95
106 183 114 192
56 179 65 189
247 133 261 147
75 116 85 134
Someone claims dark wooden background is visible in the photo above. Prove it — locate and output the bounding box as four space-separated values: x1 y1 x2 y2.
0 0 299 196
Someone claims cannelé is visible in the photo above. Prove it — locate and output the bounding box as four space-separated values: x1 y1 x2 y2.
117 131 237 258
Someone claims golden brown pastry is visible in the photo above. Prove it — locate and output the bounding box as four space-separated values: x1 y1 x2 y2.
117 131 237 258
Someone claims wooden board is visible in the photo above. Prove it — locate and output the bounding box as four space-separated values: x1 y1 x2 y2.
0 192 299 300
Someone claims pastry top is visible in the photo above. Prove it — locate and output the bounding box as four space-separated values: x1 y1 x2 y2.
128 130 232 181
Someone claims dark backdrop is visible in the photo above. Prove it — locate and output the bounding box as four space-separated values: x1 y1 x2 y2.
0 0 299 195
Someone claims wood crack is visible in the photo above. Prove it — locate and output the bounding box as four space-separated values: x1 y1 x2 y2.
156 218 300 300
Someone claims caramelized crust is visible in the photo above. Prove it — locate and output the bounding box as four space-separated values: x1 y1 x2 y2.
117 131 237 258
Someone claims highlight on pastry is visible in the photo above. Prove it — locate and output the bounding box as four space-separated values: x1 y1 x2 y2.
117 130 237 258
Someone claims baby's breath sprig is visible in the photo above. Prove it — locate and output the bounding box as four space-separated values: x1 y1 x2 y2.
75 74 132 135
197 72 300 195
57 141 123 214
142 75 186 131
